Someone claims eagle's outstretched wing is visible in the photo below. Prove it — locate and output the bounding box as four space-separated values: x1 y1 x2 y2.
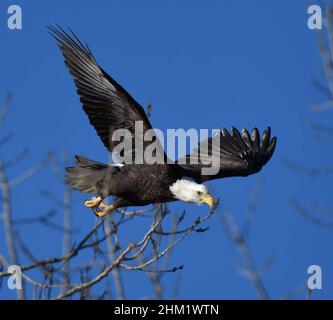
49 26 165 163
177 127 276 183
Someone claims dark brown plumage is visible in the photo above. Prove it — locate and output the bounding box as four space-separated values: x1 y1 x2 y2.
49 26 277 216
178 126 276 182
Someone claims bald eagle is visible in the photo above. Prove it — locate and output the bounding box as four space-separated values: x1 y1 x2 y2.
49 27 277 217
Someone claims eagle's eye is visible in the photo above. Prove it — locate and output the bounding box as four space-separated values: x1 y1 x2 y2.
196 191 203 196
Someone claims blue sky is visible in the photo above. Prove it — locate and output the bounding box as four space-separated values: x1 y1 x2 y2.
0 0 332 299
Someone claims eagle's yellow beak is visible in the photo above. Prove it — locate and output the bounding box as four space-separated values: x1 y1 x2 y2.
201 194 214 208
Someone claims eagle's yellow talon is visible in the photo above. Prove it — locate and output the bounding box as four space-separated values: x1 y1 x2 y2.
94 209 108 218
93 202 114 218
84 196 102 208
99 202 114 211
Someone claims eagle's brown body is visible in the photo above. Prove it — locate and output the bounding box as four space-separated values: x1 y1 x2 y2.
109 164 179 205
50 27 277 215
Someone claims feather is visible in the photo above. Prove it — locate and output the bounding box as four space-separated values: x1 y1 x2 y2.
49 26 165 164
178 127 277 182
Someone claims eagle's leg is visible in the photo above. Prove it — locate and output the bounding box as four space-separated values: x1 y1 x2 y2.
84 196 103 208
93 202 115 218
93 197 128 218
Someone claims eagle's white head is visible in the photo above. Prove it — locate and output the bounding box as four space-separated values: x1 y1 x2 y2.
169 179 214 208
